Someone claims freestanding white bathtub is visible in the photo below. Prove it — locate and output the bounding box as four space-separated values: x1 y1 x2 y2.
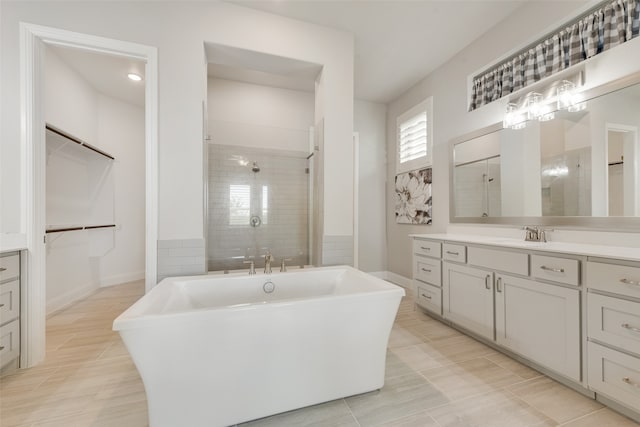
113 266 404 427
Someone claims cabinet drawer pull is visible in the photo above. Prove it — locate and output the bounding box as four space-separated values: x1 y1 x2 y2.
485 275 491 290
446 251 459 256
420 293 432 300
540 265 564 273
0 268 6 272
621 323 640 333
496 277 503 293
0 346 4 351
620 278 640 286
622 377 639 388
420 246 431 251
421 268 432 273
0 303 4 308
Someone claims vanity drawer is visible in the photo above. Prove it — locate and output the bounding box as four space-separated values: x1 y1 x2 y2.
413 239 441 258
588 341 640 411
467 246 528 276
531 255 579 286
443 243 466 263
588 293 640 356
416 283 442 315
0 254 19 283
0 318 19 369
414 255 441 286
0 280 19 326
587 262 640 299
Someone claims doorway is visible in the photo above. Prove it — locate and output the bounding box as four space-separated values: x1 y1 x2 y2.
605 124 639 216
20 23 158 368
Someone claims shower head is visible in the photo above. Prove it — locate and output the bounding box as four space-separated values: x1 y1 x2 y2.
251 162 260 173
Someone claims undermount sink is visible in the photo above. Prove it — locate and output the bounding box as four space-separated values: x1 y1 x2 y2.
485 238 548 247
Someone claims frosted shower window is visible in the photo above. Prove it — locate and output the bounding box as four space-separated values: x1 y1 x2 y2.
262 185 269 225
229 184 251 225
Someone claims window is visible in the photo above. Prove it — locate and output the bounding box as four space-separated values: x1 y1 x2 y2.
229 184 250 225
396 97 433 174
261 185 268 225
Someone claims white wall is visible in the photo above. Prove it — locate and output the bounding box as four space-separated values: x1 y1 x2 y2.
385 1 640 278
207 78 314 152
44 48 144 312
1 2 354 247
95 94 145 286
354 99 386 272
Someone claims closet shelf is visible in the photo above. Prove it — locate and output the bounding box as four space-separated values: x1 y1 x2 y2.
46 224 116 234
46 123 115 160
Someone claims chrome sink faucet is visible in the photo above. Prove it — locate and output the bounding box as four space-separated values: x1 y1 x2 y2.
523 226 551 242
264 251 273 274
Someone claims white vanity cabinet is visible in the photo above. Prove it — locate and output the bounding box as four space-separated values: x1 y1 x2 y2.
412 238 442 315
410 234 640 422
0 252 20 373
495 273 581 381
586 260 640 412
415 236 583 382
443 263 494 340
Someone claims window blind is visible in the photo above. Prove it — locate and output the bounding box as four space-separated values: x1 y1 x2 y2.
399 112 428 164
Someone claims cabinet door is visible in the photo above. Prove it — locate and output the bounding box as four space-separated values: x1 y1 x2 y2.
495 274 580 382
443 262 494 340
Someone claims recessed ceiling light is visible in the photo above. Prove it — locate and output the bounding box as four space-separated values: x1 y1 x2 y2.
127 73 142 82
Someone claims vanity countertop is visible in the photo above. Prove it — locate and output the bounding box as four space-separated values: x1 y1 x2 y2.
0 233 27 253
410 233 640 263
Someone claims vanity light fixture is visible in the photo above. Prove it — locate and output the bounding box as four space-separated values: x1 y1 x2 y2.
526 92 544 120
557 80 576 110
127 73 143 82
503 102 527 130
568 101 587 112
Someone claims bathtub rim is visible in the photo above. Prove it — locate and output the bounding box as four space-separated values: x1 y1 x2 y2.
113 265 405 331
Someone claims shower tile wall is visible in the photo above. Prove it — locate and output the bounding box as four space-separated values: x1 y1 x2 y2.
208 144 309 271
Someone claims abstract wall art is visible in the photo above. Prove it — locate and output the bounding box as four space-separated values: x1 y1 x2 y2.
395 167 432 224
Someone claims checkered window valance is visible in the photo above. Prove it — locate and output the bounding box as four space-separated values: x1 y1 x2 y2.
469 0 640 111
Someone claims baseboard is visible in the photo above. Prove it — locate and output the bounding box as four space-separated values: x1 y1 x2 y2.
386 271 412 288
46 283 98 316
369 271 387 280
368 271 412 289
99 271 145 287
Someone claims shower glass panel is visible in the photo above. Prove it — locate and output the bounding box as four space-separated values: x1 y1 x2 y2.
454 156 502 217
208 144 309 271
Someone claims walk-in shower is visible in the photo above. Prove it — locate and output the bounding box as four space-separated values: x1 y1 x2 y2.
454 156 502 217
207 144 310 272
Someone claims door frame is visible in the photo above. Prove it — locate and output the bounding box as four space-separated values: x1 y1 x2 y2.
604 122 638 216
20 22 158 367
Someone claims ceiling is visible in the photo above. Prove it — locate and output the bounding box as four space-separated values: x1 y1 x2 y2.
49 1 528 106
48 44 145 107
206 42 322 92
225 0 527 103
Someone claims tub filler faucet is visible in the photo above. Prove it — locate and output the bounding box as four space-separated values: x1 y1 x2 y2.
264 252 273 274
243 259 256 275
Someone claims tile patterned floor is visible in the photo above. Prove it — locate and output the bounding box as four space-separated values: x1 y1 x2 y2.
1 280 638 427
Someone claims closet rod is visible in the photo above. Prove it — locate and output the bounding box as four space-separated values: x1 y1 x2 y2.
46 224 116 234
45 124 115 160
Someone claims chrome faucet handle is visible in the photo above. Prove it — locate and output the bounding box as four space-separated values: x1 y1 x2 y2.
537 228 554 243
243 260 256 275
264 252 273 274
280 258 293 272
523 226 539 241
